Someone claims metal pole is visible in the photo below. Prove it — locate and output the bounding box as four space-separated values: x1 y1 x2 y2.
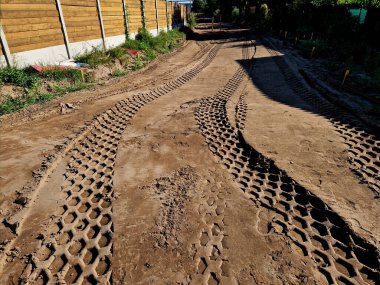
0 24 11 67
154 0 159 34
141 0 146 30
55 0 71 59
166 1 169 30
96 0 106 49
122 0 129 39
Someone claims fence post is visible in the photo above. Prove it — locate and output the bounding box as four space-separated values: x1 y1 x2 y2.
154 0 159 34
96 0 106 49
0 24 11 67
55 0 71 59
165 0 169 30
122 0 129 39
141 0 146 29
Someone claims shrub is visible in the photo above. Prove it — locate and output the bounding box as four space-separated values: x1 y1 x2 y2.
232 6 239 21
299 39 332 58
0 67 40 90
187 13 197 30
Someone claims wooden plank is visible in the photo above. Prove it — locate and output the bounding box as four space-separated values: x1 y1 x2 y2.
8 33 64 48
0 10 58 18
0 17 60 25
61 0 96 6
1 0 55 4
69 33 102 43
6 28 63 40
0 4 58 11
3 23 62 33
10 39 64 53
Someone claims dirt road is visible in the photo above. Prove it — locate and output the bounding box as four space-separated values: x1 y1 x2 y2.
0 26 379 285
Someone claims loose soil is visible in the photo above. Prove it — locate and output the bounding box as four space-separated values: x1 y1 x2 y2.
0 24 379 285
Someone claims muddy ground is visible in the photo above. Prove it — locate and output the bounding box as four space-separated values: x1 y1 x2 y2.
0 25 379 285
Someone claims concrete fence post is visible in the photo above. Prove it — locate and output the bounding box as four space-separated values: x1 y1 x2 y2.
96 0 106 49
154 0 159 34
141 0 146 29
122 0 129 39
165 0 169 30
0 24 11 67
55 0 71 59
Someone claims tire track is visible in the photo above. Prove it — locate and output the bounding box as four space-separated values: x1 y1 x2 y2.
235 92 247 131
190 41 252 285
192 185 236 285
11 43 222 285
262 39 380 198
195 42 380 285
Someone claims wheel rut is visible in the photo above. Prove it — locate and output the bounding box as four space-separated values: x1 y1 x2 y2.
195 41 380 285
235 92 247 131
192 184 236 285
3 43 222 285
262 39 380 198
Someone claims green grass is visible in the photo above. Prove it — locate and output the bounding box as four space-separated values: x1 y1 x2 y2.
52 83 94 94
112 69 129 77
75 48 113 68
132 57 145 71
0 83 95 116
40 68 83 83
0 67 40 90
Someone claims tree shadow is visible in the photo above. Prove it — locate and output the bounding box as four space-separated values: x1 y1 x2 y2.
235 43 380 197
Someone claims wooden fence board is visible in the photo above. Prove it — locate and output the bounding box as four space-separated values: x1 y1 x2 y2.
126 0 143 33
61 0 102 43
0 1 65 53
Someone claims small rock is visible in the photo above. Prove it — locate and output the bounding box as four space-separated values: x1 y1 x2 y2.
36 233 44 240
14 196 28 206
144 262 152 268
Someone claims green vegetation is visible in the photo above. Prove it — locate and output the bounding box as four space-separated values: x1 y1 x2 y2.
252 0 380 97
40 68 83 83
231 6 240 20
187 13 197 29
0 29 186 116
0 67 39 90
112 69 129 77
0 82 94 115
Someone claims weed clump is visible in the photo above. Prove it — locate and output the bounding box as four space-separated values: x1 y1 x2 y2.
0 68 40 90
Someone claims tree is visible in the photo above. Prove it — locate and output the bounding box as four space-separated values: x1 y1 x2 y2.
192 0 207 12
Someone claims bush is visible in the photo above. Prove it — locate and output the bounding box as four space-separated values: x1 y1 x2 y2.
187 13 197 29
0 67 40 90
232 6 239 21
299 39 332 58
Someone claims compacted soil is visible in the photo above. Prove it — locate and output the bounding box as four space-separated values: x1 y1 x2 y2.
0 25 379 285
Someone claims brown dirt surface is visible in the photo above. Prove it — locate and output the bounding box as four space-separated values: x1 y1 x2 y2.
0 24 379 285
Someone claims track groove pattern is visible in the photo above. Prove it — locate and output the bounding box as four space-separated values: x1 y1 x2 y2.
18 44 222 285
235 92 247 131
262 40 380 198
195 42 380 285
192 185 236 285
